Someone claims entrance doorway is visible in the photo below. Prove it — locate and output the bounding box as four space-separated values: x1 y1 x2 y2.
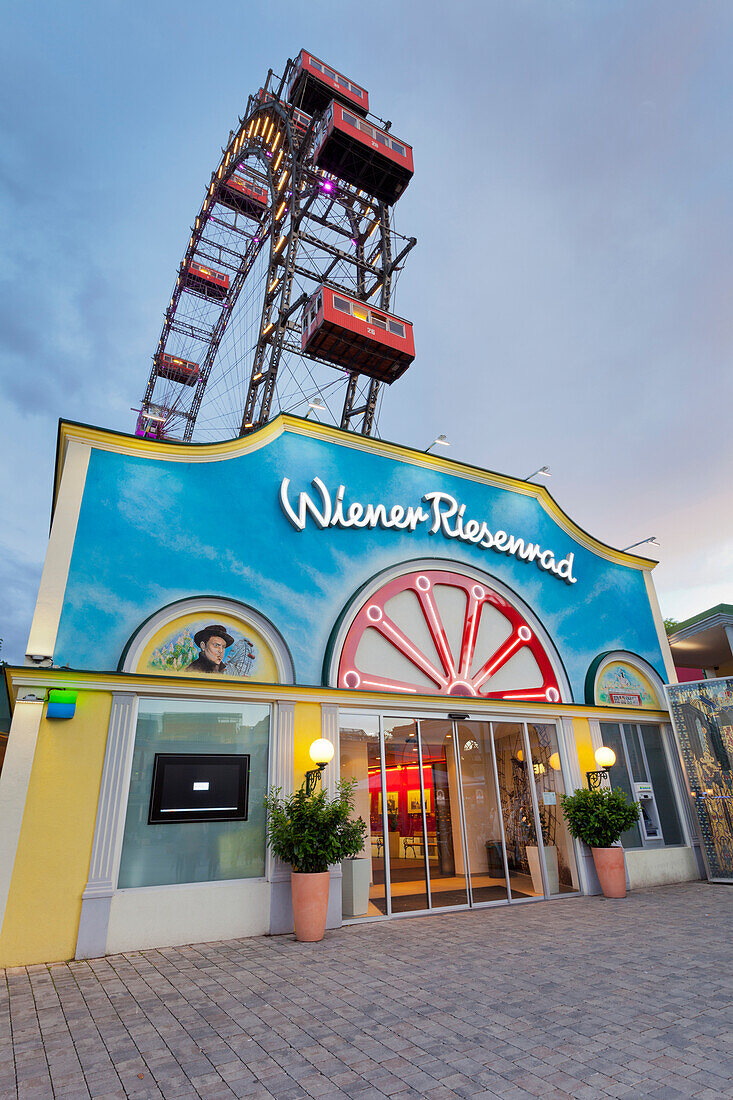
339 713 580 919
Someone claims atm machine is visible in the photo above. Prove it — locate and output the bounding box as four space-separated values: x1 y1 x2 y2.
634 781 663 842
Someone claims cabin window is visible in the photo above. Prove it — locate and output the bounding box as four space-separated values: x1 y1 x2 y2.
316 296 322 311
390 140 406 156
343 111 358 128
337 75 349 87
353 87 363 99
359 120 373 137
370 314 387 329
310 59 322 71
333 296 351 313
376 132 389 146
389 320 405 337
353 305 369 322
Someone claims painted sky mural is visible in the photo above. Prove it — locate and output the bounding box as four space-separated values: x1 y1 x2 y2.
54 425 665 697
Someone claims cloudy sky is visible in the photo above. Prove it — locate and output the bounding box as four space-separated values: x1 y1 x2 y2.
1 0 732 663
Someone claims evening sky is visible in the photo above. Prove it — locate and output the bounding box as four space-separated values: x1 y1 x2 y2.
1 0 731 661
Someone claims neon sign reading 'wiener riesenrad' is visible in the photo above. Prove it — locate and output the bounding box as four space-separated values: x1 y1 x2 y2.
279 478 578 585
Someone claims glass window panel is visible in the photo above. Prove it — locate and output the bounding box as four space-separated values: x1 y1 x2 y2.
454 721 508 904
339 712 384 917
383 717 429 913
526 724 579 894
599 722 643 847
641 725 684 846
370 314 387 329
352 305 369 321
118 700 270 888
492 722 542 897
390 140 406 156
342 111 358 127
388 320 405 336
419 719 468 909
333 296 351 313
623 723 647 782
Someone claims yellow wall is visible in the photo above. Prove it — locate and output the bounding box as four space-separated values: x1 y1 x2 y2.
571 717 596 779
293 702 322 788
0 691 111 967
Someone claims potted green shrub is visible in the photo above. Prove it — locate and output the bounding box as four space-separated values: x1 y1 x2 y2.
264 779 366 941
560 787 640 898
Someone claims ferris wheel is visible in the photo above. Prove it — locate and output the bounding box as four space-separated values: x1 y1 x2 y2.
136 50 417 444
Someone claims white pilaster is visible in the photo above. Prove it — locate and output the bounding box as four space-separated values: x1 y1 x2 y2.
321 703 339 799
76 693 138 959
272 701 295 796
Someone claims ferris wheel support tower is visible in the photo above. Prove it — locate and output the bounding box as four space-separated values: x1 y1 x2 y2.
138 50 416 443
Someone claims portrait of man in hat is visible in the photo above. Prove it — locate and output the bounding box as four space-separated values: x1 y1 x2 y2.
186 624 234 674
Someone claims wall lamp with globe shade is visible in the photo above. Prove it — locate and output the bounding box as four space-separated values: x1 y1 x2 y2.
587 746 617 789
305 738 335 795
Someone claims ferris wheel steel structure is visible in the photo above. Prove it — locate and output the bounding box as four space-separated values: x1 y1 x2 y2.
139 53 416 443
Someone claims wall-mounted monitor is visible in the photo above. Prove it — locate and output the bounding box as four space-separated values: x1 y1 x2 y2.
148 753 250 824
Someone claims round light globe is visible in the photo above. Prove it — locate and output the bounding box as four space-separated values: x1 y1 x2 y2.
548 752 561 771
595 746 616 769
309 738 335 766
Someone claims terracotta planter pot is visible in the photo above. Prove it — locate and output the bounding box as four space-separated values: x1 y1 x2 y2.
291 871 330 941
592 846 627 898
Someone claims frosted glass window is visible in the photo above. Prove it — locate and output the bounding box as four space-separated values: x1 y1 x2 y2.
599 722 642 848
641 725 684 846
118 699 269 888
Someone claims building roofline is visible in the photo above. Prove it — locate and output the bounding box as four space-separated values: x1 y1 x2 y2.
52 414 658 571
670 603 733 641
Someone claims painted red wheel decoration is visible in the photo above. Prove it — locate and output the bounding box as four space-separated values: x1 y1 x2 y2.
338 569 561 701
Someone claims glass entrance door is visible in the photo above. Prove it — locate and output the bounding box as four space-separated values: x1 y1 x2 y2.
340 712 579 918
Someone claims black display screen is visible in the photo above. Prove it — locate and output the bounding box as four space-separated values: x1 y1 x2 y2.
148 753 250 824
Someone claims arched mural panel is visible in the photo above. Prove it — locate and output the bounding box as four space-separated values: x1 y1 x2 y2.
585 650 666 710
120 596 294 684
327 561 571 702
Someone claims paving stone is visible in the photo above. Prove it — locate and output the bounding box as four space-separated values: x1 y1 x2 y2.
1 883 732 1099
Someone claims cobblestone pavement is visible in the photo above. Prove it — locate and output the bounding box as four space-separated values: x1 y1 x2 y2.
2 882 732 1100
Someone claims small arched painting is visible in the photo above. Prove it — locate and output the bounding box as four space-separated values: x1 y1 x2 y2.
138 613 279 682
337 568 562 701
596 662 660 709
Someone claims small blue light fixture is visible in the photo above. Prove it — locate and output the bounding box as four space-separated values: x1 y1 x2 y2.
47 689 77 720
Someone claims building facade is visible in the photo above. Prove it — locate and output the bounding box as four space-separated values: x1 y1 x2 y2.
0 416 701 966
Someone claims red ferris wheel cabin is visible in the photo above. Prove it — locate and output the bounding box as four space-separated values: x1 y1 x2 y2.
218 173 268 218
301 286 415 384
313 104 413 206
182 260 229 301
287 50 368 118
156 353 200 387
